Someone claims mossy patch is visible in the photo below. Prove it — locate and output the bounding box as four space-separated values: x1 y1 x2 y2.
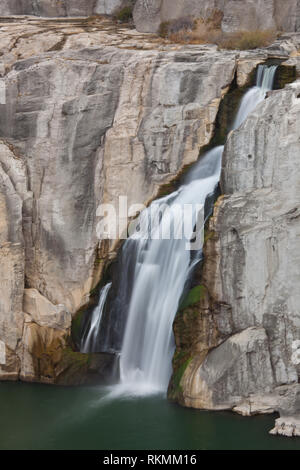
62 347 91 366
56 349 117 386
179 285 206 311
204 227 215 244
168 357 192 401
56 347 92 385
173 358 191 389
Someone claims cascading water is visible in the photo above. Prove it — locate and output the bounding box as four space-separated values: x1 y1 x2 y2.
81 283 112 353
119 146 223 393
233 65 277 129
84 64 277 395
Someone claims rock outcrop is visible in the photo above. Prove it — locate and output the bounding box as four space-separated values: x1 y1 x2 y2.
133 0 300 34
174 75 300 436
0 0 129 17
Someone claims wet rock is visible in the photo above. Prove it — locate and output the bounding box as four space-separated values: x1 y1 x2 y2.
181 327 275 410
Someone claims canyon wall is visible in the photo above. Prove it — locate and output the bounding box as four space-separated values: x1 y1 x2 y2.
0 0 128 16
0 16 238 383
133 0 300 34
0 0 299 37
0 11 299 436
172 55 300 436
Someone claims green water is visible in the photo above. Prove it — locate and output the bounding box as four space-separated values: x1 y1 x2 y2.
0 382 299 450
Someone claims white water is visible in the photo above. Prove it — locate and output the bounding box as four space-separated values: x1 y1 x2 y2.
233 65 277 129
118 145 223 393
81 283 112 353
87 65 278 396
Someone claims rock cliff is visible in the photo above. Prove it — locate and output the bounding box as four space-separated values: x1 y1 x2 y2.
0 11 299 437
133 0 300 34
0 0 300 38
0 16 239 383
0 0 128 17
172 63 300 436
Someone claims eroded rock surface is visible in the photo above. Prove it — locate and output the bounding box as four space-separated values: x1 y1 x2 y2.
0 15 299 441
0 16 240 383
0 0 128 17
175 77 300 435
133 0 300 34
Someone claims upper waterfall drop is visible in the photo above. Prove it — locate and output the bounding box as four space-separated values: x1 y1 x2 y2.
233 64 277 129
83 64 278 395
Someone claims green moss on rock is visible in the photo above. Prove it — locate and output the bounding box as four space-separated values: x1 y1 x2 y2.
56 349 116 386
168 357 192 402
114 6 133 23
179 285 207 311
56 348 91 386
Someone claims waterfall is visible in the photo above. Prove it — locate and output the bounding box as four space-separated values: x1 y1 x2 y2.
233 65 277 129
84 65 277 395
118 146 223 393
81 283 112 353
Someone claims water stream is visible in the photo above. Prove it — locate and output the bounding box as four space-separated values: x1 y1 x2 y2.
81 283 112 353
82 64 278 396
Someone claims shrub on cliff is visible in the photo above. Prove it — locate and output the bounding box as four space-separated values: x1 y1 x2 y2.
159 9 223 42
218 30 278 50
159 16 195 40
114 1 137 23
158 9 277 50
115 6 133 22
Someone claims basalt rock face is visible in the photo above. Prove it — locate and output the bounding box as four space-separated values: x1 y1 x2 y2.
0 0 128 17
175 78 300 436
0 16 238 383
133 0 300 34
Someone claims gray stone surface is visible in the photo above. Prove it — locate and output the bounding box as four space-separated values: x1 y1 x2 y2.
0 17 237 382
180 79 300 435
133 0 300 34
0 0 127 17
95 0 129 15
182 327 275 410
270 384 300 436
0 15 299 436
